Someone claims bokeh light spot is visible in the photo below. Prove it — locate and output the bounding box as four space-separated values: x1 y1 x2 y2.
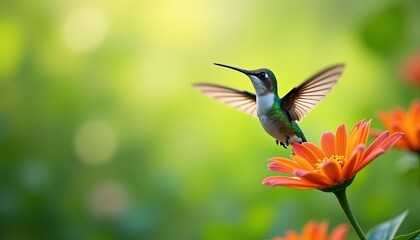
18 160 51 191
74 120 117 165
89 181 128 219
61 6 107 52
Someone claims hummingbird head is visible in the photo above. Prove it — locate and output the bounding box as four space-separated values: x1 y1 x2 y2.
214 63 278 96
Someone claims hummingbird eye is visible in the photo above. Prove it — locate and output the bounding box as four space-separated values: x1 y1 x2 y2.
258 72 267 79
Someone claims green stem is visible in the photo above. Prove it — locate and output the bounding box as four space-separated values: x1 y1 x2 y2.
333 189 367 240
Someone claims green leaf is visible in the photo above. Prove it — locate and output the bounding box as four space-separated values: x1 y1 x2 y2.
393 229 420 240
367 211 408 240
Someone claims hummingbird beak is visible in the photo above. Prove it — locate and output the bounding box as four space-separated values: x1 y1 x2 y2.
214 63 251 76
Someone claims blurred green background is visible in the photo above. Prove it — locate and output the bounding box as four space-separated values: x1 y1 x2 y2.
0 0 419 239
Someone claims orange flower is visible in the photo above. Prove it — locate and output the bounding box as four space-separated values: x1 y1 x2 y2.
272 220 349 240
263 120 403 191
376 100 420 152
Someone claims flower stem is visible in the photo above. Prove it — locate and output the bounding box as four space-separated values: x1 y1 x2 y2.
333 189 367 240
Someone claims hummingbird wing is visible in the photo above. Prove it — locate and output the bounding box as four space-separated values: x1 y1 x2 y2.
281 64 345 121
193 83 258 117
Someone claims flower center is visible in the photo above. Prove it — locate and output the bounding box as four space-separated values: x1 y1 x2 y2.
314 155 346 173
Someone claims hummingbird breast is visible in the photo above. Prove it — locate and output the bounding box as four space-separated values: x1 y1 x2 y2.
258 114 298 143
256 94 303 144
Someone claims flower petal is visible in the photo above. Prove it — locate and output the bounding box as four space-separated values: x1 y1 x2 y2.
314 221 329 240
377 132 404 151
262 176 321 189
302 142 327 160
302 221 319 239
358 120 371 145
321 132 335 157
356 133 402 172
268 157 300 174
346 120 368 157
291 154 316 171
363 131 389 160
376 101 419 151
335 124 347 157
354 148 385 173
292 143 319 165
401 103 419 149
320 159 342 184
295 169 332 186
284 231 299 240
330 224 349 240
342 144 364 179
377 111 392 129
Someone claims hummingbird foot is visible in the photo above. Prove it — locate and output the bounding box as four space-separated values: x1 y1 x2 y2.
276 139 286 148
276 137 290 149
285 135 291 146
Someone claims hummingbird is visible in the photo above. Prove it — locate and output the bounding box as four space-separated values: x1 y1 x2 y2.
193 63 345 148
